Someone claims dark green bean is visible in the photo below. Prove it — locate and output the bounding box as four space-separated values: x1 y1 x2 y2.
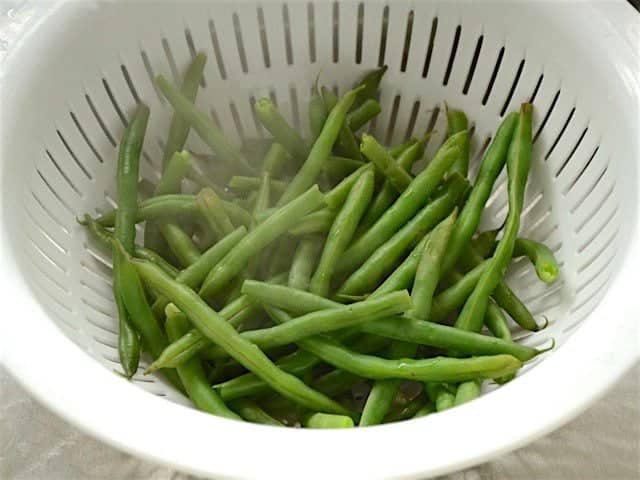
385 395 430 423
277 86 364 206
165 305 240 419
352 65 387 110
200 185 326 298
156 75 254 175
113 104 149 378
132 257 350 415
338 131 466 276
347 99 381 132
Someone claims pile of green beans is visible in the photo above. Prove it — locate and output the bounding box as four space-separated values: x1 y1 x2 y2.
80 55 558 428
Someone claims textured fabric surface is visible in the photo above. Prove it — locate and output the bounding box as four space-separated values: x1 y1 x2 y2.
2 364 638 480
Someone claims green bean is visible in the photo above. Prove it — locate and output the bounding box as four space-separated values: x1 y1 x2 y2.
132 257 350 415
242 282 543 361
161 53 207 170
373 236 429 295
216 331 384 402
200 185 326 297
80 215 179 278
485 300 512 340
338 175 467 296
457 241 539 332
159 222 200 267
358 137 426 232
228 175 287 196
426 383 455 412
310 170 374 296
165 305 240 420
277 86 364 206
309 90 329 141
95 194 251 229
338 131 466 275
150 227 247 318
455 104 533 333
197 188 235 236
263 142 292 177
263 307 522 383
361 134 413 192
325 163 375 211
305 413 354 429
112 104 149 378
453 379 481 406
266 237 298 279
251 171 271 229
441 112 518 274
322 87 362 161
231 399 283 426
445 105 470 177
114 243 181 388
313 369 360 398
385 395 430 423
156 75 254 175
513 237 560 283
347 99 381 132
255 98 309 161
431 260 490 322
352 65 387 110
202 291 412 360
288 209 335 236
360 210 457 426
289 236 324 291
323 156 366 180
388 138 418 158
412 402 435 419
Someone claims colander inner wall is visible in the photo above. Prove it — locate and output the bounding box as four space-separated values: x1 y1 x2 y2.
1 1 632 406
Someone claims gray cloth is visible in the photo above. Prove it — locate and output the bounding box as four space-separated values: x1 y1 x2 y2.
1 365 638 480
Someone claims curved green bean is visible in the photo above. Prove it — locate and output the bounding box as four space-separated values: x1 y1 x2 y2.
361 134 413 192
455 104 533 333
256 98 309 161
132 257 350 415
347 99 381 132
514 237 559 283
165 305 240 420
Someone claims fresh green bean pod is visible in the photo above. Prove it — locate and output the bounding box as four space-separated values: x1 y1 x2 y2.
289 236 324 291
322 87 363 161
132 257 351 415
455 104 533 333
338 131 466 275
200 185 326 297
255 98 309 161
337 175 467 296
441 112 519 274
310 170 374 296
156 75 254 175
514 237 560 283
161 53 207 170
445 105 470 177
159 222 200 267
228 175 287 196
347 99 381 132
277 86 364 206
231 399 283 426
360 134 413 192
165 305 240 419
305 413 354 429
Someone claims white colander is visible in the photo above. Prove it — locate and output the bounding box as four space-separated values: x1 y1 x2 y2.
1 1 639 478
